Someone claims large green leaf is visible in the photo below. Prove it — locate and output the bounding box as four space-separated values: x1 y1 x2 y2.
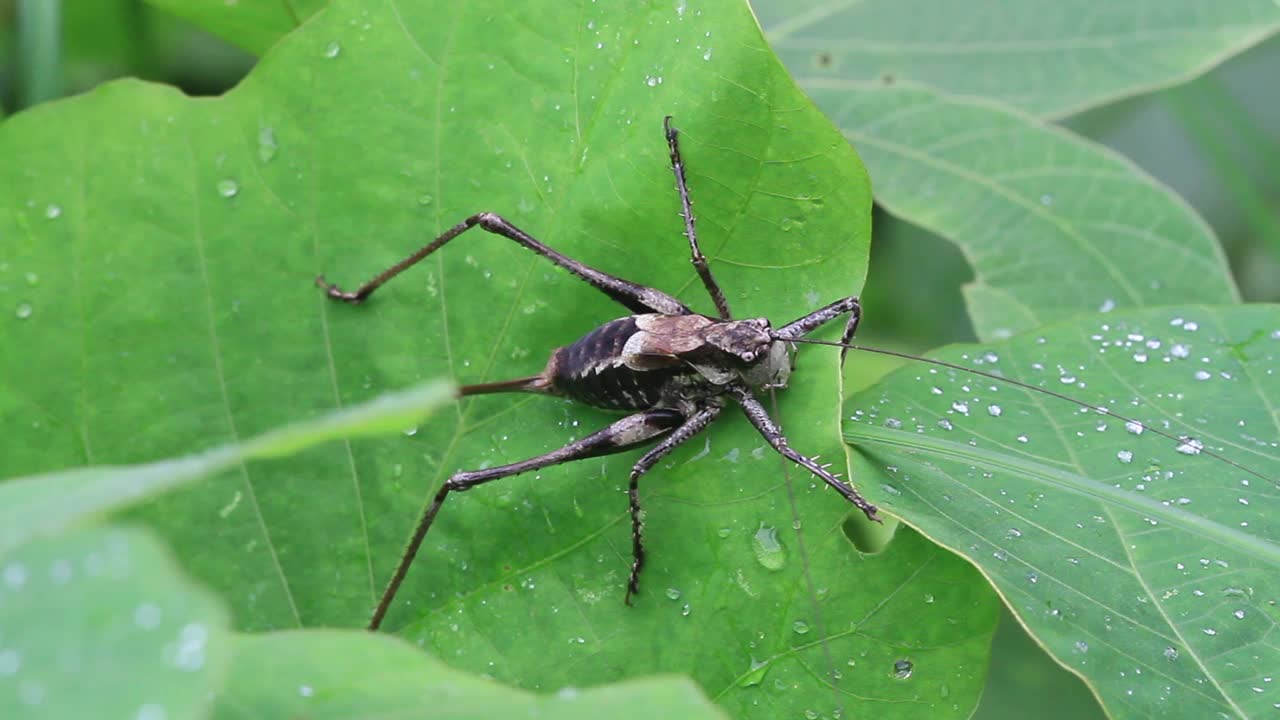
0 526 230 720
846 304 1280 719
802 85 1238 341
757 0 1280 118
216 630 726 719
0 0 998 716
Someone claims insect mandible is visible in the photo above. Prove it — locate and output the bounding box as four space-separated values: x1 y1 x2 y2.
316 117 879 631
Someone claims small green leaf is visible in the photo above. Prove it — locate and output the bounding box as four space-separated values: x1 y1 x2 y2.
846 304 1280 719
799 85 1238 340
145 0 327 55
0 380 453 556
0 526 229 720
215 630 727 719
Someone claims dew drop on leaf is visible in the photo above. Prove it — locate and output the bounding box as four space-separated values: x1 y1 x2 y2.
216 180 239 198
752 524 786 571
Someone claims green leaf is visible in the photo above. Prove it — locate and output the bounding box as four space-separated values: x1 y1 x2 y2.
0 0 998 717
0 526 229 720
0 381 453 555
216 630 727 719
845 304 1280 719
145 0 326 55
797 85 1239 340
757 0 1280 117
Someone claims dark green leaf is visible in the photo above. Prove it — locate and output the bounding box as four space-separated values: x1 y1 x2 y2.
796 85 1238 340
758 0 1280 117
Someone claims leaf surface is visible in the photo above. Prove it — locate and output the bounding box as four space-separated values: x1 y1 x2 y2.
846 304 1280 718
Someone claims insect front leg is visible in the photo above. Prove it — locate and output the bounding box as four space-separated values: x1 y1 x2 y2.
774 296 862 364
623 402 723 604
368 408 685 631
317 212 690 315
729 385 880 522
664 116 731 320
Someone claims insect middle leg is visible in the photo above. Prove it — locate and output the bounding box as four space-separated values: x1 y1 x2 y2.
317 212 690 316
664 116 732 320
368 407 684 631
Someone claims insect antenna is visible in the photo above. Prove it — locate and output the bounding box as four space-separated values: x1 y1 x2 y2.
783 336 1273 483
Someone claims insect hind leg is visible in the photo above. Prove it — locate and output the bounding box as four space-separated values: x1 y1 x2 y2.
367 407 684 631
317 212 690 315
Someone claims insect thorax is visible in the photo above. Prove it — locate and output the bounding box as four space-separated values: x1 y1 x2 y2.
546 314 790 412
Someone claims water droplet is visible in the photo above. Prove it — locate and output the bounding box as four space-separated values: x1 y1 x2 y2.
0 649 19 676
418 194 434 206
45 204 62 219
134 602 162 629
644 75 662 87
1006 528 1023 539
1074 640 1089 653
24 272 38 285
324 41 341 58
1125 421 1145 435
951 401 969 415
884 417 902 429
170 622 208 671
937 418 954 431
15 302 33 319
1171 343 1189 358
703 47 713 61
136 703 167 720
1232 609 1245 619
402 426 418 437
1193 370 1211 381
1202 628 1217 636
298 685 314 697
893 659 913 679
1117 450 1133 464
1099 298 1116 312
1175 437 1203 455
1016 434 1029 444
1163 646 1179 660
665 587 681 600
987 404 1003 417
752 524 786 571
717 528 732 538
739 658 770 686
1039 194 1053 206
257 127 278 163
793 620 810 634
216 179 239 198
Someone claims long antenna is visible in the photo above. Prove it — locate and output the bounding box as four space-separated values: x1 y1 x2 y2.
784 336 1273 483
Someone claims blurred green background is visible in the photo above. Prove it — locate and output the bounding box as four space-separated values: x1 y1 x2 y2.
3 1 1276 717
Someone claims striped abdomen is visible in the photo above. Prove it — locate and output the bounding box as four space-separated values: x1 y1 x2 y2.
549 316 693 410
